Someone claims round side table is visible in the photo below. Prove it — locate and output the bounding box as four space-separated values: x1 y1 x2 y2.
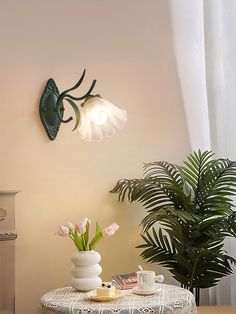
40 284 196 314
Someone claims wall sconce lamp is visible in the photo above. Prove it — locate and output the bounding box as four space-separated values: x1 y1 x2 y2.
39 69 127 141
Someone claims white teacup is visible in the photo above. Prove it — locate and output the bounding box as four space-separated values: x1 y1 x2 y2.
136 271 164 291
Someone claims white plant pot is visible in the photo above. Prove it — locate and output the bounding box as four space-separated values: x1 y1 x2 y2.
71 250 102 291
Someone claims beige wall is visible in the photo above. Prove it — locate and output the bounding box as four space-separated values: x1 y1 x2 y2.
0 1 191 313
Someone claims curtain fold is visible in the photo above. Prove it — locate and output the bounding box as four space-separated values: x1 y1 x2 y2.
204 0 236 159
203 0 236 305
169 0 210 152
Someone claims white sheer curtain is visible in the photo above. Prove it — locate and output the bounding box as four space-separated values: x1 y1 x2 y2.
204 0 236 305
169 0 236 306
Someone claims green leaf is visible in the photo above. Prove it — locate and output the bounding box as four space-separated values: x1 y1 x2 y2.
89 222 103 250
65 98 80 131
73 231 84 251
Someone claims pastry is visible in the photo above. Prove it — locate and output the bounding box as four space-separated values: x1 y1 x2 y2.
96 283 116 297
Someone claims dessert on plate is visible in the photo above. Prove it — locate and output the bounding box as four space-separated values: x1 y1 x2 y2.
96 283 116 297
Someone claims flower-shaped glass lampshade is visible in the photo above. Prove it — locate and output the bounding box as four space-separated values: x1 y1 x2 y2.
78 96 127 141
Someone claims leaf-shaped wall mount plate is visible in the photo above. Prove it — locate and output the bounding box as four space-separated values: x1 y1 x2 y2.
39 79 64 140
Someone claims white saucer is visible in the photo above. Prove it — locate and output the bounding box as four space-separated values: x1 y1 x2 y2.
132 287 161 296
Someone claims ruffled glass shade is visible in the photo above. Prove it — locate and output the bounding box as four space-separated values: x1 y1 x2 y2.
78 96 127 141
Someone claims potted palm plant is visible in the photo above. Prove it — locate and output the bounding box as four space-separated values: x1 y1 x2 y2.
111 150 236 305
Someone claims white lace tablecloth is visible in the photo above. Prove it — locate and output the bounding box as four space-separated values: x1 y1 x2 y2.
40 284 197 314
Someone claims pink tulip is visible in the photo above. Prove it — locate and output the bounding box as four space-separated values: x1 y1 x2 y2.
76 222 86 234
102 223 119 237
75 217 90 234
57 225 69 237
82 217 90 225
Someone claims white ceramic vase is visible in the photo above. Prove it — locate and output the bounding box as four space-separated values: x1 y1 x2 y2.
71 250 102 291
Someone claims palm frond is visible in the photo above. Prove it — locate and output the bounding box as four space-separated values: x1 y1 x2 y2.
196 159 236 213
111 150 236 290
180 150 215 191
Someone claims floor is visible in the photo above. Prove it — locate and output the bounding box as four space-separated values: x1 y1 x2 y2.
198 306 236 313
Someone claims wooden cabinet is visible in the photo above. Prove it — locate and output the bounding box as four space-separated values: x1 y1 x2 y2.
0 191 19 314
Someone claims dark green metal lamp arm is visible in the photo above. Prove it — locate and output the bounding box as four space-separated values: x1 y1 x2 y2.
58 69 86 99
55 100 72 124
60 79 97 102
55 78 97 124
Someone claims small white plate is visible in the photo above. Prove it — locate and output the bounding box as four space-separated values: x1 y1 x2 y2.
87 289 122 302
132 287 161 296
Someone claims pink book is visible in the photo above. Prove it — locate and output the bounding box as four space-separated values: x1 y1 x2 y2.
112 272 137 290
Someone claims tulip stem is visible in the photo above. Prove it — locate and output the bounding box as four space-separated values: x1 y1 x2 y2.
81 234 87 251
